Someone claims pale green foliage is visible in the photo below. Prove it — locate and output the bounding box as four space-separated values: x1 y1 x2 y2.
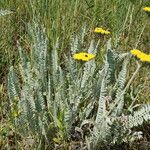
7 23 150 149
127 104 150 128
88 42 150 149
7 23 50 148
7 66 20 104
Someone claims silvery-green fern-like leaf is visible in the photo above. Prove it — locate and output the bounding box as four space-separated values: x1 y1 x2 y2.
126 104 150 128
95 76 107 124
112 58 128 116
52 38 59 74
83 101 95 118
7 66 20 104
118 53 129 61
88 40 96 54
81 59 96 88
92 118 111 147
28 23 48 83
117 58 128 90
105 49 116 84
46 74 53 110
64 105 76 133
80 24 86 44
70 34 78 54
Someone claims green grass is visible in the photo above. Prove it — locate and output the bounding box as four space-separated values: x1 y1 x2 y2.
0 0 150 149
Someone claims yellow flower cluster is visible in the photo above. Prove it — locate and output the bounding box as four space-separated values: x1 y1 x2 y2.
94 27 110 35
73 52 95 61
143 7 150 12
130 49 150 62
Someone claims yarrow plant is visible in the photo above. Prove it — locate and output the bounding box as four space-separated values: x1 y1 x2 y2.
94 27 111 35
73 52 95 61
7 23 150 149
130 49 150 62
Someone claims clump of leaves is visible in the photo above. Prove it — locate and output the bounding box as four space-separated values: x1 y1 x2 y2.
7 23 150 149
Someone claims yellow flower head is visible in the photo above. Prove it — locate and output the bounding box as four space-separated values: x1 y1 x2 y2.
94 27 110 35
139 54 150 62
130 49 150 63
73 52 95 61
143 7 150 12
130 49 142 56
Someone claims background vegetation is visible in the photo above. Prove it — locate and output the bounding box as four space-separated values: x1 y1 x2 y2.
0 0 150 149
